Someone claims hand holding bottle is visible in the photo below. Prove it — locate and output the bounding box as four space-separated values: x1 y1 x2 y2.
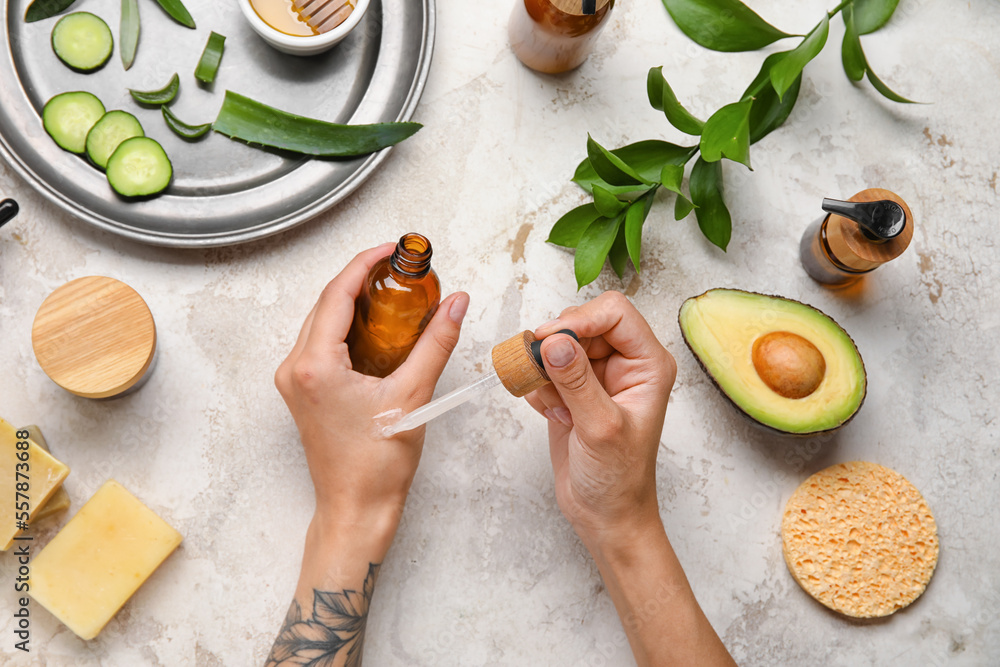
275 243 469 533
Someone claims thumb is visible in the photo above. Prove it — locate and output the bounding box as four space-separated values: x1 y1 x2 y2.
540 334 617 432
394 292 469 397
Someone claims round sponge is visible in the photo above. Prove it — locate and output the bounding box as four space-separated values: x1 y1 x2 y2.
781 461 938 618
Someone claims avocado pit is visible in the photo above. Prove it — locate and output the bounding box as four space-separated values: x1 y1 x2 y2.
752 331 826 399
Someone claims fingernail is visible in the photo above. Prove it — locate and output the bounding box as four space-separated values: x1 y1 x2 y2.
538 319 560 331
449 293 469 323
543 409 557 423
545 339 575 368
552 407 573 426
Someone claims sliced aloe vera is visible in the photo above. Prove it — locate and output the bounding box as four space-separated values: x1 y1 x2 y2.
25 0 78 23
129 73 179 105
153 0 195 29
120 0 139 70
162 105 211 140
213 91 423 157
194 31 225 84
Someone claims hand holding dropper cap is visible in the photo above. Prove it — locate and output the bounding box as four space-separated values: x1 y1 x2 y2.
381 329 579 436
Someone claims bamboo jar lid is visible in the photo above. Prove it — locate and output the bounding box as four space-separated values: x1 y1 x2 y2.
32 276 157 399
825 188 914 272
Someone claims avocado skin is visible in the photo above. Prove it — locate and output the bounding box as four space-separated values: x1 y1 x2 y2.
677 288 867 437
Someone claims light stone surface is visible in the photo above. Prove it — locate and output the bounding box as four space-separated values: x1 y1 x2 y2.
2 1 999 665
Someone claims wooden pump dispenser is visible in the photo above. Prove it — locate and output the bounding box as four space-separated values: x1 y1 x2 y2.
800 188 914 287
491 329 578 397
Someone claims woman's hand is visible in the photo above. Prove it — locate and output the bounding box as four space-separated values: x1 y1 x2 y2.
526 291 677 551
274 243 470 537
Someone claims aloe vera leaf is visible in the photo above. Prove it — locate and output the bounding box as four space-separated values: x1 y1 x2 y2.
213 91 422 157
194 32 226 84
153 0 195 29
25 0 77 23
129 73 179 105
120 0 139 70
162 105 211 140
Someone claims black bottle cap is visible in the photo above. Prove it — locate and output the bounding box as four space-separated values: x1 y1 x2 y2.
530 329 579 368
822 198 906 243
0 199 18 229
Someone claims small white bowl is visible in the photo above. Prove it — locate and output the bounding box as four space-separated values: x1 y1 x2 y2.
239 0 370 56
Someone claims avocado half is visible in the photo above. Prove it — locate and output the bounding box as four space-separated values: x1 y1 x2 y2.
678 289 866 435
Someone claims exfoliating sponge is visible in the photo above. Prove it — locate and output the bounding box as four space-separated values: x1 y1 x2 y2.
781 461 938 618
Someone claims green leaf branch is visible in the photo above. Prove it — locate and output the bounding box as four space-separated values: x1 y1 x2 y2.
549 0 918 289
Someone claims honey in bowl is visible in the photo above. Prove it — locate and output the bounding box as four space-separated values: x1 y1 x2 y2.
249 0 355 37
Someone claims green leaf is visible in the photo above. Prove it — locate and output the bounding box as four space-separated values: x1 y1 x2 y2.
548 203 602 248
689 158 732 250
661 0 793 52
647 67 704 135
573 139 696 194
699 101 753 168
866 65 919 104
120 0 140 71
659 164 696 217
575 214 624 289
674 192 695 220
841 8 919 103
624 192 655 272
608 224 629 279
593 184 628 218
26 0 77 22
841 6 866 82
154 0 195 28
659 164 684 193
587 135 649 187
854 0 899 35
213 91 422 157
742 52 801 144
770 15 827 100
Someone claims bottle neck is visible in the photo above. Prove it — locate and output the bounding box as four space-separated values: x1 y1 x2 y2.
390 233 433 279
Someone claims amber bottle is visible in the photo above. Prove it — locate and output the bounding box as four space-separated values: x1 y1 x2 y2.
800 188 914 287
509 0 615 74
347 233 441 377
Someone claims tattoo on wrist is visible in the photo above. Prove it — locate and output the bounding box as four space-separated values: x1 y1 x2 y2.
265 563 381 667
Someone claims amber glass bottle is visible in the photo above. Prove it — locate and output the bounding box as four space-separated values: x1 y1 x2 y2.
347 233 441 377
509 0 615 74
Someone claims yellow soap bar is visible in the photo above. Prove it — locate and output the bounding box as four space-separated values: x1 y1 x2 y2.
0 419 70 550
29 480 183 640
22 426 71 522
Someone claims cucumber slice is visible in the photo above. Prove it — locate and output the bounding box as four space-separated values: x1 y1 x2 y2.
42 91 106 154
86 110 144 169
51 12 113 72
106 137 172 197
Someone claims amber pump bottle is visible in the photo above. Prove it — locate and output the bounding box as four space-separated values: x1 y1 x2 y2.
509 0 615 74
347 233 441 378
800 188 914 287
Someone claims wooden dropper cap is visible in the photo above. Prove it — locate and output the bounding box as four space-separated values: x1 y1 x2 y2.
491 329 578 398
824 188 914 272
32 276 157 399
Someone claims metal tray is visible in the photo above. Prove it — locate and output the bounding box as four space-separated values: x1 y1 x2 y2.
0 0 433 247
